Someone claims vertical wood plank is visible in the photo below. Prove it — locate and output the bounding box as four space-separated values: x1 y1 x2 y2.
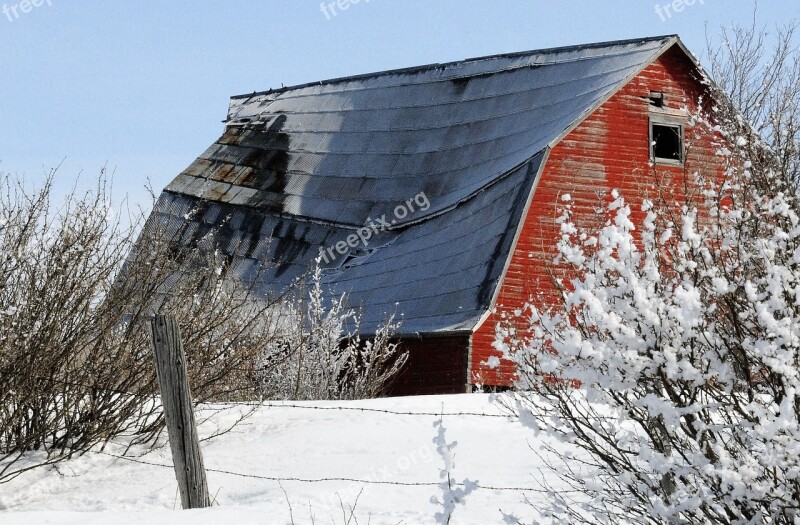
150 315 211 509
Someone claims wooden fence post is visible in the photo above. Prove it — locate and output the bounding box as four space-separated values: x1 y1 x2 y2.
150 314 211 509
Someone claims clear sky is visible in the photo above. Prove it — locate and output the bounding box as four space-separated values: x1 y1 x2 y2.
1 1 798 209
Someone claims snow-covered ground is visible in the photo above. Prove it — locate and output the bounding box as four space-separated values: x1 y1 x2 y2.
0 394 562 524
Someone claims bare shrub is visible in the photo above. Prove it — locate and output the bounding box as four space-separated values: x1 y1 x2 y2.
0 167 410 482
0 171 283 482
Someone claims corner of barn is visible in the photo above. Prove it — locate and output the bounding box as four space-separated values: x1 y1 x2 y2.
469 41 726 389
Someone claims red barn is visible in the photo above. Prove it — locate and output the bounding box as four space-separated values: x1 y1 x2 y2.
148 36 723 395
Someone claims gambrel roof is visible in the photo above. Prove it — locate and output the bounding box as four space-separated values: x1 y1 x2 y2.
148 35 684 334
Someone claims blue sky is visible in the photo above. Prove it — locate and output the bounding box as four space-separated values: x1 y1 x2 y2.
1 1 798 208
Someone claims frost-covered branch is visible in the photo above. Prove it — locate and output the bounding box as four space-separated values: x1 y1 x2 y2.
498 23 800 525
255 264 407 401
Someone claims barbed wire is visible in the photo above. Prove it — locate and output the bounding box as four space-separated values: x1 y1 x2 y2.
30 376 516 419
228 402 518 419
29 376 517 419
98 451 540 493
28 376 528 494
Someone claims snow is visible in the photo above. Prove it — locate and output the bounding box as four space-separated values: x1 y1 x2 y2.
0 394 563 524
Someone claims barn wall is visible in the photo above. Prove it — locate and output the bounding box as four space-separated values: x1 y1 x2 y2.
470 45 725 386
387 335 470 396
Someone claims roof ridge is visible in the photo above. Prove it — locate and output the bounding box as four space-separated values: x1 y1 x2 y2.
230 35 678 100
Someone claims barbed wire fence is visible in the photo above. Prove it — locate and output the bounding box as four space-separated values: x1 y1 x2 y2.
96 441 540 495
19 351 538 514
22 375 534 488
0 391 548 522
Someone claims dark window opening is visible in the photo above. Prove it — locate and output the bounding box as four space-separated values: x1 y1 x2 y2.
648 91 664 108
651 123 683 162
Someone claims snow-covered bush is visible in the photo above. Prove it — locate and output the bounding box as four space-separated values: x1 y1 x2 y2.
255 265 407 400
496 24 800 524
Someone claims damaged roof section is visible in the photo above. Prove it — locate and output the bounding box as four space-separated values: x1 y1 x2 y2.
152 36 676 334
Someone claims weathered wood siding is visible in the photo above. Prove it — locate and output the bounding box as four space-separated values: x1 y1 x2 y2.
470 45 724 386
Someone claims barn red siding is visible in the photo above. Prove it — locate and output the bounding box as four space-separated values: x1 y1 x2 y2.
470 45 724 386
388 335 470 396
